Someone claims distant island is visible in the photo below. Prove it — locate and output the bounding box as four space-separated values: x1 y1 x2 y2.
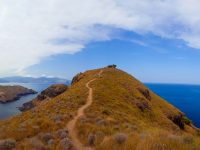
0 66 199 150
0 85 37 103
0 76 69 84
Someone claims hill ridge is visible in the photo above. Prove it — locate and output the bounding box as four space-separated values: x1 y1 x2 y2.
0 67 200 150
66 69 103 150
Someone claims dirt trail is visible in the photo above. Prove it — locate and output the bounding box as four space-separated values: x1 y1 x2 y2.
67 70 103 150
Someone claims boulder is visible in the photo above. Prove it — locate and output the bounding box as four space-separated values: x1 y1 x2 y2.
18 101 34 111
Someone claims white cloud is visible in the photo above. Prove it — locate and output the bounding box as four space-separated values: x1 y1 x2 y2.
0 0 200 76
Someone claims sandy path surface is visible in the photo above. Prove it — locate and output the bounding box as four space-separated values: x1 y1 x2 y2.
67 70 103 150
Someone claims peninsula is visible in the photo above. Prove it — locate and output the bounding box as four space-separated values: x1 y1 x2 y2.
0 85 37 103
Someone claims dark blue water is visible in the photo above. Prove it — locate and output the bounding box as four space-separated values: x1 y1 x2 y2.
145 83 200 128
0 83 51 119
1 83 200 128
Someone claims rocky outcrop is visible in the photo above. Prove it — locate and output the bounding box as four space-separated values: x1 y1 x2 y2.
0 67 198 149
138 88 151 101
18 101 35 111
71 73 85 85
19 84 68 111
168 113 192 129
0 86 37 103
37 84 67 101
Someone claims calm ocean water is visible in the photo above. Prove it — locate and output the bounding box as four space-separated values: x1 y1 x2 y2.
146 83 200 128
0 83 51 119
1 83 200 128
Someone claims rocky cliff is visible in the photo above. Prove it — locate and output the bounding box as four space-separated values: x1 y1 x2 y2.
19 84 68 111
0 67 199 150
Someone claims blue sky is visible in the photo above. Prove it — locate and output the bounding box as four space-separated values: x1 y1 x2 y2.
26 31 200 84
1 1 200 84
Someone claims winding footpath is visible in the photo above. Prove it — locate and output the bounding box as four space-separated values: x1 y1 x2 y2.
67 70 103 150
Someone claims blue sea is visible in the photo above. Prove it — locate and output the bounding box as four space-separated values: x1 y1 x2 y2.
0 83 200 128
0 83 51 119
146 83 200 128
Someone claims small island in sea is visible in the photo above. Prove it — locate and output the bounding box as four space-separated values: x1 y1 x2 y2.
0 85 37 103
1 66 199 150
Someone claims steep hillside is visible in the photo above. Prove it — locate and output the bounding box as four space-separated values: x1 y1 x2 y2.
0 67 200 150
19 84 68 111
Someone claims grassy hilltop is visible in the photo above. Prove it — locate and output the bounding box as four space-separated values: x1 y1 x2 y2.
0 67 200 150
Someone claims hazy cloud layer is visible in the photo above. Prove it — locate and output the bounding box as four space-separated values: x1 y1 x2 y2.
0 0 200 75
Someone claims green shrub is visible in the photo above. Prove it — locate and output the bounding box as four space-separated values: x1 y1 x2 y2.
182 116 192 125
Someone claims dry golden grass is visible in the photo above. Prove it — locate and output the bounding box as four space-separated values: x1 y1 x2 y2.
0 67 199 150
76 68 200 149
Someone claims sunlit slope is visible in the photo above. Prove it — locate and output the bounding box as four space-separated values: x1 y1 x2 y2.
0 67 199 150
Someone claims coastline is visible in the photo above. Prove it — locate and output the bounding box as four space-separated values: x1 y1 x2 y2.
0 91 37 104
0 85 37 103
